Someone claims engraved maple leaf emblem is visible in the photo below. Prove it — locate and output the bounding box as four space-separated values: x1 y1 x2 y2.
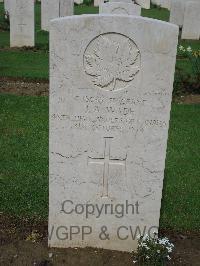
84 34 140 91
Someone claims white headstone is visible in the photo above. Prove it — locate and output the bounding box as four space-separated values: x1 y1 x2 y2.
41 0 59 31
110 0 133 2
135 0 150 9
41 0 61 31
160 0 171 9
4 0 11 13
10 0 35 47
41 0 73 31
182 1 200 40
49 15 178 252
94 0 103 7
170 0 199 27
99 2 141 15
170 0 185 27
74 0 83 4
59 0 74 17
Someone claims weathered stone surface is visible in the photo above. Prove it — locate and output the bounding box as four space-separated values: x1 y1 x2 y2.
135 0 150 9
99 2 141 15
59 0 74 17
94 0 103 7
110 0 133 2
41 0 59 31
170 0 199 27
49 15 178 252
41 0 73 31
182 1 200 40
10 0 35 47
4 0 11 13
160 0 171 9
170 0 185 27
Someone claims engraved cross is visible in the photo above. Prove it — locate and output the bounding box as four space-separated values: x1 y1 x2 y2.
18 23 26 32
88 137 126 198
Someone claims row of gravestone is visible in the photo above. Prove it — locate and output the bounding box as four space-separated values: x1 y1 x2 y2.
170 0 200 40
6 0 143 47
152 0 200 40
1 0 161 10
5 0 200 47
5 0 74 47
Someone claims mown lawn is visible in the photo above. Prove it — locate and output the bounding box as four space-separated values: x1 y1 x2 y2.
0 3 199 79
0 94 199 231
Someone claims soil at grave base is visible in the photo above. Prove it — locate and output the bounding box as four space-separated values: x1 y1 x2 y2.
0 77 49 96
0 77 200 104
0 215 200 266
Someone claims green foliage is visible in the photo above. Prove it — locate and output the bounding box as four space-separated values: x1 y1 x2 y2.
174 46 200 96
178 46 200 78
133 234 174 265
0 9 10 31
83 0 93 6
74 4 98 14
0 50 49 79
141 5 170 21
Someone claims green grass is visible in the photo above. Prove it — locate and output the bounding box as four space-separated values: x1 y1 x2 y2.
161 104 200 230
74 4 98 15
0 94 49 217
141 5 170 21
0 50 48 79
0 94 199 230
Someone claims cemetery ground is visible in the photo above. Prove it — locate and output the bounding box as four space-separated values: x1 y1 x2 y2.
0 2 200 266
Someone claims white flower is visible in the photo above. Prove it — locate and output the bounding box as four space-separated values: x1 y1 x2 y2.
158 237 170 245
167 247 173 253
142 234 149 241
133 260 137 264
146 255 150 259
163 237 169 241
136 234 141 240
157 250 160 253
187 46 192 52
179 45 185 52
167 255 171 260
140 242 148 248
158 239 166 245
